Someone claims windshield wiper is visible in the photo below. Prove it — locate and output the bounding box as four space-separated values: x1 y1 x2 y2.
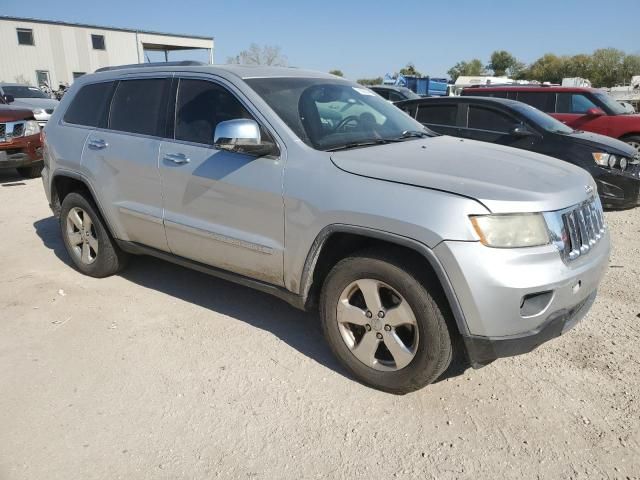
396 130 431 139
324 139 399 152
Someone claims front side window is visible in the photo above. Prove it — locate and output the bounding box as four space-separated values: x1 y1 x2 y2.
109 79 169 136
388 90 404 102
64 81 115 127
592 91 626 115
416 104 457 126
556 93 598 114
511 103 573 134
175 79 262 145
467 106 514 133
246 78 430 151
17 28 34 45
91 34 106 50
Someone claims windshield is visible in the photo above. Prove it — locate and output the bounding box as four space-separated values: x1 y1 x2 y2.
246 78 431 151
593 91 627 115
2 85 49 99
511 102 574 134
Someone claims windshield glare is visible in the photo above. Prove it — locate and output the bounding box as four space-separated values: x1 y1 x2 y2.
2 85 49 99
593 91 627 115
246 78 431 150
512 103 574 134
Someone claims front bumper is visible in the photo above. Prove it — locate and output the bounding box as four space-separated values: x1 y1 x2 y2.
0 134 43 169
434 231 610 366
593 166 640 210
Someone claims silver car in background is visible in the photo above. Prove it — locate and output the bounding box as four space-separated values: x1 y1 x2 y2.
40 62 609 393
1 83 59 127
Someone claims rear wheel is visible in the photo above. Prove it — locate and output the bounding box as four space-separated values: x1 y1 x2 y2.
622 135 640 154
320 251 453 394
16 164 43 178
60 192 128 277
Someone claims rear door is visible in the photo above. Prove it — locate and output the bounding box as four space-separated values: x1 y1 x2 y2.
158 76 285 285
82 76 171 251
414 103 460 136
553 92 611 135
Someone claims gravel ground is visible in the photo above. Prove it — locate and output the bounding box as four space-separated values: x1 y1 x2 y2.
0 171 638 480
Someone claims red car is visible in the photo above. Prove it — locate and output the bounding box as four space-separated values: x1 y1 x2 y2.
0 103 43 178
462 86 640 153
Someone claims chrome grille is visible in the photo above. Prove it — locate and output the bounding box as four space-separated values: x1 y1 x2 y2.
562 197 605 261
12 123 24 136
0 121 25 142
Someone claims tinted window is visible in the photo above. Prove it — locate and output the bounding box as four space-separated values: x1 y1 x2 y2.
2 85 48 99
109 79 168 136
416 105 457 126
91 34 105 50
64 81 115 127
388 91 404 102
556 93 598 114
515 92 555 112
175 79 257 145
17 28 34 45
468 106 514 132
372 88 389 100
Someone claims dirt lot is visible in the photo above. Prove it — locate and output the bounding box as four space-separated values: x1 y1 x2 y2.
0 170 638 480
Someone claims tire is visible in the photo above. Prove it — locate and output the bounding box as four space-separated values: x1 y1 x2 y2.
16 164 43 178
320 251 453 394
59 192 128 278
622 135 640 154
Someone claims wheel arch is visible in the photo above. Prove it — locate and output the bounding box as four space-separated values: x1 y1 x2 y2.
299 225 470 337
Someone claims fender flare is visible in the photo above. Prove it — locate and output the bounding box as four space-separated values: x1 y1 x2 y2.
298 224 470 336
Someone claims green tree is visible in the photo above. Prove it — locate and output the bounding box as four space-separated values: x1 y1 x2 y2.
525 53 567 84
488 50 518 77
329 69 344 77
447 59 486 82
621 54 640 83
589 48 625 87
399 63 421 77
357 77 383 86
227 44 287 66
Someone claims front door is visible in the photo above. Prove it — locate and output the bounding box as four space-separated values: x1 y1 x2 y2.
82 77 171 252
460 104 538 150
552 92 611 136
159 77 285 285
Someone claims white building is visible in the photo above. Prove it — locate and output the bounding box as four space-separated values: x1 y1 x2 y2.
0 16 214 89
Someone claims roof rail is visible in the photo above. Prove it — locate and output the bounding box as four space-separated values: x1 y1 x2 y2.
466 83 551 89
95 61 207 73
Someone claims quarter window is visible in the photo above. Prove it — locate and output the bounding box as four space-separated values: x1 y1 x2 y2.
109 79 169 136
416 105 457 126
515 92 555 112
91 34 106 50
467 106 513 133
17 28 34 46
63 81 115 127
556 93 598 114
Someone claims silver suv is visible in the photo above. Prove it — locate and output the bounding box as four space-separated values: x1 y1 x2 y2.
41 62 610 393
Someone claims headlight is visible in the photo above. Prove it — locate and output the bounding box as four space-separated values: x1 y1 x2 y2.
592 152 612 167
32 108 45 115
23 120 40 136
619 157 628 170
608 155 617 168
470 213 550 248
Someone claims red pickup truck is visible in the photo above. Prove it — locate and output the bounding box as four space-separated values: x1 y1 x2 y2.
0 103 43 178
462 86 640 154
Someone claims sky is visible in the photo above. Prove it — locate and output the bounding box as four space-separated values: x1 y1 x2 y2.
3 0 640 80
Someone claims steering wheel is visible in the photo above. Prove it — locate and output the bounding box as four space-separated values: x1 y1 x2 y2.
334 115 360 132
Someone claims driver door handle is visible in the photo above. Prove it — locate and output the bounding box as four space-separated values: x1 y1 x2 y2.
164 152 190 165
88 139 108 150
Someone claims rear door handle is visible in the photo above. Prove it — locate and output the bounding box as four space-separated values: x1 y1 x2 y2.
88 139 108 150
164 152 190 165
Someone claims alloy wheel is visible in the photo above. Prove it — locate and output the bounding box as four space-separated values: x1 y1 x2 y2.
66 207 99 264
336 279 419 371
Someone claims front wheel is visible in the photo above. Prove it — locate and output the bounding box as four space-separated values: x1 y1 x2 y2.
320 251 453 394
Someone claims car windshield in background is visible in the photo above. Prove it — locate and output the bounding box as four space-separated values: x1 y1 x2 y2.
246 78 431 151
2 85 49 99
511 102 574 134
593 91 627 115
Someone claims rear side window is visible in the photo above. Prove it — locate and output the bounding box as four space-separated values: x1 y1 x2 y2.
109 79 169 136
467 106 514 133
515 92 555 112
416 105 457 126
63 81 114 127
556 93 598 114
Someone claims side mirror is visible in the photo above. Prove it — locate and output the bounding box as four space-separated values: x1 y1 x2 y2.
511 124 535 137
213 119 276 156
3 94 14 104
585 107 605 117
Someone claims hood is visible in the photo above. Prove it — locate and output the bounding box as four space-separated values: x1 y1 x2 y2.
564 130 637 157
10 97 59 111
330 136 595 214
0 105 35 122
